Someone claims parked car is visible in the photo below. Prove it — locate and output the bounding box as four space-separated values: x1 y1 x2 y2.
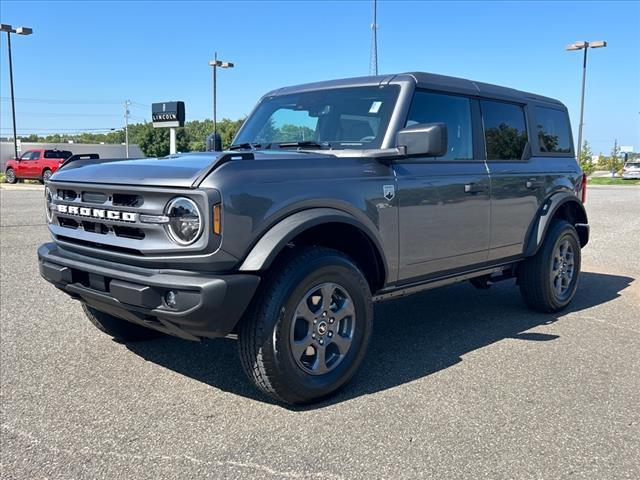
621 161 640 179
38 72 589 404
5 149 73 183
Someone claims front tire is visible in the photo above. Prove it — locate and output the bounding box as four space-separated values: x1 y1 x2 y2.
82 304 162 342
519 219 581 312
5 168 17 184
239 247 373 405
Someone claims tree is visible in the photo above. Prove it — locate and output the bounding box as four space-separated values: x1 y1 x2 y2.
578 140 595 176
606 139 623 175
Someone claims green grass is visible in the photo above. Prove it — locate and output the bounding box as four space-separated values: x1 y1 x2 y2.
588 177 640 186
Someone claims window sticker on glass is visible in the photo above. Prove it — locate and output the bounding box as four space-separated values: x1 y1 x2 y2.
369 101 382 114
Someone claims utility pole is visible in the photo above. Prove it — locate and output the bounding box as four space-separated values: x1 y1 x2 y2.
124 99 131 158
369 0 378 75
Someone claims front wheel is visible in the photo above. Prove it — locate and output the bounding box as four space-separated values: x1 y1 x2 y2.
518 219 581 312
5 168 17 184
238 247 373 405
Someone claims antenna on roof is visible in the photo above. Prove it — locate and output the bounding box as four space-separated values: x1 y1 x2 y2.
369 0 378 75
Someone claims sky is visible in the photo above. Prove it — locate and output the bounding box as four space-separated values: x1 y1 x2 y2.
0 0 638 154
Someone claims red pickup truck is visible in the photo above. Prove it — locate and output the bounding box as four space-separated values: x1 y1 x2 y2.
4 149 73 183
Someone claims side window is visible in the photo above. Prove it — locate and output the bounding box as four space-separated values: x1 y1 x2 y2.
480 100 528 160
20 151 35 160
535 107 572 153
31 151 41 160
405 91 473 160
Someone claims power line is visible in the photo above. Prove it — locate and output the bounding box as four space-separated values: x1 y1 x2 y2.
0 112 122 117
0 97 151 107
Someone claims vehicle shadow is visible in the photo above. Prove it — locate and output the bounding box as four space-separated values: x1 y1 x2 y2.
124 271 634 409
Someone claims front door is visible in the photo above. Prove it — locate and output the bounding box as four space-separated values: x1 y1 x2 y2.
394 90 490 282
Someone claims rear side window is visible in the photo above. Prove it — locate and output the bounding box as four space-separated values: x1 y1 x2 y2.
481 100 528 160
535 107 572 153
405 91 473 160
44 150 73 159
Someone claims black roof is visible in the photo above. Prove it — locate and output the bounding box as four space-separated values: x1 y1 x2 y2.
268 72 564 107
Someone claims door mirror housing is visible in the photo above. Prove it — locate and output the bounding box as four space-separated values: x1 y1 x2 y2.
396 122 447 157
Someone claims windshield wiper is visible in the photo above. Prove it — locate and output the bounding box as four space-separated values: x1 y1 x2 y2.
274 141 331 150
229 142 264 151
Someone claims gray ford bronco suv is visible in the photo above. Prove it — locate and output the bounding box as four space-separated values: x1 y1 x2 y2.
38 72 589 404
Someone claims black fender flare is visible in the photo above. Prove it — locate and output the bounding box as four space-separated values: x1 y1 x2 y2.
523 191 589 257
238 207 387 278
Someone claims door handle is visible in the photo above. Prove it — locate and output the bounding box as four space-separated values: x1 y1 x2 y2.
464 183 488 194
525 178 543 190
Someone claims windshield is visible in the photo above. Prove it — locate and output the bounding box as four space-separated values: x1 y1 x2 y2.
234 86 400 150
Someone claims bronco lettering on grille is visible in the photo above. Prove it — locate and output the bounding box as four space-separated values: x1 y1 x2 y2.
56 204 137 222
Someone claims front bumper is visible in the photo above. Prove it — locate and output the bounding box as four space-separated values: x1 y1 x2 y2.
38 242 260 340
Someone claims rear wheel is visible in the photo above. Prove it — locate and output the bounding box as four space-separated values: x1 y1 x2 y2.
82 303 162 342
41 169 52 183
519 219 581 312
5 168 17 184
239 247 373 405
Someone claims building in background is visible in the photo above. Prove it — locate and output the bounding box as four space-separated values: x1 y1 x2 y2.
0 142 144 171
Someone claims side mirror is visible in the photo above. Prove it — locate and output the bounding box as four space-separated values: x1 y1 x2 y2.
396 122 447 157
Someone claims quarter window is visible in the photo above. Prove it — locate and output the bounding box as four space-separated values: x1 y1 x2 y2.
481 100 528 160
405 91 473 160
535 107 572 153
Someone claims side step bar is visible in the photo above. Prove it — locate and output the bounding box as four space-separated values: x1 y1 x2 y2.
373 263 517 302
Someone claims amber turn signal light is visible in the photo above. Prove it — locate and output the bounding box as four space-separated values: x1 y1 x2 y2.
213 204 221 235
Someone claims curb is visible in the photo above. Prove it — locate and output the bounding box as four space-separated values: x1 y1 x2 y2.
0 183 45 191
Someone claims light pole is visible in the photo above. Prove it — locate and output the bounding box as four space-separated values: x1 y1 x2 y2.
123 100 131 158
566 40 607 159
1 24 33 160
208 52 234 142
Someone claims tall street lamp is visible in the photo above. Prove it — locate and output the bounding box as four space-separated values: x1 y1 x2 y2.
566 40 607 159
1 23 33 160
208 52 234 142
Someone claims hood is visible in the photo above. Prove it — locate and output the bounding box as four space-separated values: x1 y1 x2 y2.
50 150 336 188
50 152 228 188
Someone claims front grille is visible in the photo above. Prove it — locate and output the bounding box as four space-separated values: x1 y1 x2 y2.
56 235 143 255
48 180 209 257
113 225 145 240
81 191 107 204
59 217 79 229
113 193 143 207
81 221 109 235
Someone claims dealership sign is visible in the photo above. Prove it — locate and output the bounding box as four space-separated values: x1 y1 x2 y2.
152 101 185 128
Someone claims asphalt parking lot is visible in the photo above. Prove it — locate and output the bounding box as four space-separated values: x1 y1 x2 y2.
1 184 639 479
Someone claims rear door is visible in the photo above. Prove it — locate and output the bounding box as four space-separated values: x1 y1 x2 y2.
394 90 490 281
480 100 544 261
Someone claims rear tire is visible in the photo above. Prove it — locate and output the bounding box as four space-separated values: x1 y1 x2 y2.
5 168 17 184
41 169 52 183
82 303 162 342
238 247 373 405
519 219 581 313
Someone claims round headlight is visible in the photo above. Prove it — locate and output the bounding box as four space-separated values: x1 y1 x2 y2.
44 186 53 223
165 197 203 245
